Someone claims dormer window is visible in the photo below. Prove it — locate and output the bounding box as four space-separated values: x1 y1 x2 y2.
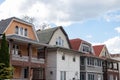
25 28 28 36
20 27 23 35
82 44 91 53
15 26 19 34
15 26 28 37
56 37 64 46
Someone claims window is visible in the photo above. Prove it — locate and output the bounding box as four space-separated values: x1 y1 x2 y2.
15 26 28 37
115 76 118 80
109 74 113 80
82 44 91 53
25 28 28 36
15 26 19 34
113 63 117 69
56 37 64 46
97 60 102 67
80 57 85 65
73 56 76 62
87 58 94 66
62 54 65 60
98 75 101 80
12 44 19 55
33 68 44 79
24 68 28 78
88 74 94 80
80 73 85 80
108 62 112 69
20 27 23 35
94 59 97 66
60 71 66 80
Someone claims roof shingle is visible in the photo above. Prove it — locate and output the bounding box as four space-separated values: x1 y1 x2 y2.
70 38 82 50
37 27 58 44
93 45 104 56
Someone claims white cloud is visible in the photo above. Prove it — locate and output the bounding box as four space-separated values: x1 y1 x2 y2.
0 0 120 26
93 36 120 54
115 27 120 33
86 35 92 38
104 10 120 22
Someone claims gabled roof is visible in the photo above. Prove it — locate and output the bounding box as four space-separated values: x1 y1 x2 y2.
70 38 82 50
37 27 58 44
0 17 39 41
93 45 104 56
0 17 12 34
36 26 71 48
70 38 91 51
0 17 33 34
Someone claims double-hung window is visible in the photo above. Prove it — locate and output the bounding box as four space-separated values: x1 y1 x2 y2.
15 26 28 37
12 44 19 55
60 71 66 80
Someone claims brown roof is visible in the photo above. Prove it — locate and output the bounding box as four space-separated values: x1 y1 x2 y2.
93 45 104 56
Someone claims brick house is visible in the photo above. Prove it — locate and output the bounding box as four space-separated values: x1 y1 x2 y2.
0 17 49 80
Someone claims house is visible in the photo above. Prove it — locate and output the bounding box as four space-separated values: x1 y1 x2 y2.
93 45 119 80
111 54 120 80
70 38 103 80
37 27 80 80
0 17 49 80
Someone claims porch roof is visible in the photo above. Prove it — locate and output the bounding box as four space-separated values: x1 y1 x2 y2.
6 34 50 47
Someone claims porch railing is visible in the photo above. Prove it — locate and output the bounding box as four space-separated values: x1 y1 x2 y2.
12 54 29 62
31 57 45 64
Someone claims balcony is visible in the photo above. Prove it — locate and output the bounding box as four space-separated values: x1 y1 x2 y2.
31 57 45 64
12 50 45 64
12 54 29 62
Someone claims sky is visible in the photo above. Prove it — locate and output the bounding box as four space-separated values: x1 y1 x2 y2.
0 0 120 54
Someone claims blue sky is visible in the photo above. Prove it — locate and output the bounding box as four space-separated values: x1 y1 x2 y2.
64 18 119 43
0 0 120 53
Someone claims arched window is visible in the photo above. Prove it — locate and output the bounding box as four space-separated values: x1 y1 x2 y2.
15 26 19 34
24 28 28 36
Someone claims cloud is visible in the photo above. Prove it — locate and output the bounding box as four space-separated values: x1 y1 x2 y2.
86 35 92 38
115 27 120 33
104 10 120 22
0 0 120 27
93 36 120 54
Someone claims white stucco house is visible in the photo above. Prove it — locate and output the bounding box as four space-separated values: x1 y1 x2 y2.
37 26 80 80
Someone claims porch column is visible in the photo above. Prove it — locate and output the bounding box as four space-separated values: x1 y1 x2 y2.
9 39 13 66
44 47 47 80
28 43 32 80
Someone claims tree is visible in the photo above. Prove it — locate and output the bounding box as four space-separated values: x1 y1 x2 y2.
0 33 9 67
0 63 13 79
0 34 13 79
22 15 51 30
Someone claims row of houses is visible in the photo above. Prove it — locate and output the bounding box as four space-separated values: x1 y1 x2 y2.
0 17 119 80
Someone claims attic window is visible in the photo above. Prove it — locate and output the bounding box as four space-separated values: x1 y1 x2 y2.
82 44 91 53
15 26 28 37
56 37 64 46
15 26 19 34
24 28 28 36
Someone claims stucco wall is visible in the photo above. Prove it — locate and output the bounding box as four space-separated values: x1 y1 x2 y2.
56 50 80 80
49 29 70 49
46 51 57 80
